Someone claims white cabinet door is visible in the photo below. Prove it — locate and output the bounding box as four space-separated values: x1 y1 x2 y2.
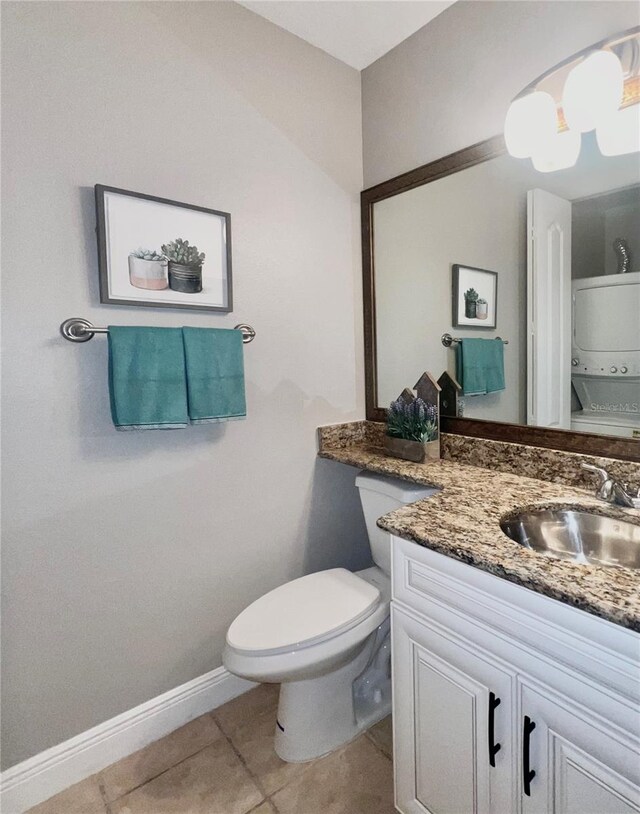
519 681 640 814
392 605 515 814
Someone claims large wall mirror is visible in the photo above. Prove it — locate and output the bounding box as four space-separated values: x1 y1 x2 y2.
362 135 640 461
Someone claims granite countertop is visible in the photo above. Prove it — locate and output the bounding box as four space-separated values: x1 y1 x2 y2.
318 442 640 631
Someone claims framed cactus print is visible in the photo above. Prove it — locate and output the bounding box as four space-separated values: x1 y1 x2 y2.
452 264 497 329
95 185 232 312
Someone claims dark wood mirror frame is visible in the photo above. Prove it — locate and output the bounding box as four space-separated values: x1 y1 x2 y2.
361 134 640 463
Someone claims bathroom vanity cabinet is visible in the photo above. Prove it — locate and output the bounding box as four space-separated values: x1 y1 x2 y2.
390 535 640 814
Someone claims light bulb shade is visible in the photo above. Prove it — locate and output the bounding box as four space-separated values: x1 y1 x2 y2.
596 103 640 155
504 91 557 158
562 50 623 133
532 129 581 173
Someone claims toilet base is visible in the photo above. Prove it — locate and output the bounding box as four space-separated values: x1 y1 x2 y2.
273 616 391 763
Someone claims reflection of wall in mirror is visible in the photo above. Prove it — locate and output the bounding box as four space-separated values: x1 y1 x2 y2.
572 187 640 280
374 155 529 425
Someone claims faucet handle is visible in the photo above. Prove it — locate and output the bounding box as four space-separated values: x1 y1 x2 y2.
581 462 609 484
581 463 614 501
581 463 639 507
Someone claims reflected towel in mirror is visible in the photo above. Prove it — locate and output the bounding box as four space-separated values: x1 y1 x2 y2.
455 338 505 396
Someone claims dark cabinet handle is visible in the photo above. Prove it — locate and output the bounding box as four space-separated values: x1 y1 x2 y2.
488 692 501 767
523 716 536 797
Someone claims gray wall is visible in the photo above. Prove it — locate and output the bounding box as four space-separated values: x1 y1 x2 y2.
374 154 528 424
572 188 640 278
362 1 640 188
1 1 367 769
605 204 640 276
573 208 606 280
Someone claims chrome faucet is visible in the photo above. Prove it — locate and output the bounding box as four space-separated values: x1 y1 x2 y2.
581 463 640 509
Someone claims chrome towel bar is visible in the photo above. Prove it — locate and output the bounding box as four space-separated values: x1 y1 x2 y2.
441 332 508 348
60 318 256 344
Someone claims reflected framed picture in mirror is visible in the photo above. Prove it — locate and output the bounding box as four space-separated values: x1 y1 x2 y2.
452 264 498 328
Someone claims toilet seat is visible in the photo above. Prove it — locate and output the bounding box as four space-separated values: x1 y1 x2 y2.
226 569 381 656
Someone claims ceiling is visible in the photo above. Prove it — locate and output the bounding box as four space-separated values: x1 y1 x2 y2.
237 1 456 70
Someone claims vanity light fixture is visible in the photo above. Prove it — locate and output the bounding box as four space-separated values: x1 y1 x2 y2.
504 27 640 172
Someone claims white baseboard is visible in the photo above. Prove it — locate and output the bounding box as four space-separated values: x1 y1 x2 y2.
1 666 256 814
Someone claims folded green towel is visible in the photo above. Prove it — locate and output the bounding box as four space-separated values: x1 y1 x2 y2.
456 338 505 396
108 326 188 431
182 327 246 423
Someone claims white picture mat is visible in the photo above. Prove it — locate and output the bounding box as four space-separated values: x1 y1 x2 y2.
104 192 228 307
455 267 497 327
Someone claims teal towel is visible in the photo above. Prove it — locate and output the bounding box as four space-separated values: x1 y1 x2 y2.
182 327 246 423
456 338 505 396
108 326 188 431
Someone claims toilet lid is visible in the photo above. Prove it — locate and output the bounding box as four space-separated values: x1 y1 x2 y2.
226 569 381 655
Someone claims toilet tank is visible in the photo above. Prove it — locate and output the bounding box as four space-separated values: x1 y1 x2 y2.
355 471 439 576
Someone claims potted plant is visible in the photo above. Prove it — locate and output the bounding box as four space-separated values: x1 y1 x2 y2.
464 287 479 318
476 297 488 319
128 248 168 290
161 238 206 294
384 397 439 462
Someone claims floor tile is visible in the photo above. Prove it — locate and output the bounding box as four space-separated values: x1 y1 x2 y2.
100 712 222 802
26 690 395 814
271 735 394 814
111 739 263 814
214 683 279 737
366 715 393 759
226 699 310 796
25 776 105 814
247 803 277 814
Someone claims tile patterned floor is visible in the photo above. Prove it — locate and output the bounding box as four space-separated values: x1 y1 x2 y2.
26 685 395 814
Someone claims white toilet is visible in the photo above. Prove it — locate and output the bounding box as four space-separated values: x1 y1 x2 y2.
223 471 437 762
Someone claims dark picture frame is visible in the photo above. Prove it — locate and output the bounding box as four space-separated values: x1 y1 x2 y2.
452 264 498 329
95 185 233 312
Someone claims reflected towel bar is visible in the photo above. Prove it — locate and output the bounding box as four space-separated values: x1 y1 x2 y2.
441 332 508 348
60 318 256 344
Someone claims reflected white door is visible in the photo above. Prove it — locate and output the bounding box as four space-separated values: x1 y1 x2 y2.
527 189 572 428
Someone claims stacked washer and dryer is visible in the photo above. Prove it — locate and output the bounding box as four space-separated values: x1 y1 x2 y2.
571 271 640 438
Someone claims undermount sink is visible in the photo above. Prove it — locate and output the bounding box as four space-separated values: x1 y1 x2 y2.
500 509 640 570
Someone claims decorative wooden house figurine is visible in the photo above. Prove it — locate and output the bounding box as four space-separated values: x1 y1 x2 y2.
414 372 441 459
398 387 416 405
384 372 441 463
437 371 463 418
414 371 441 407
